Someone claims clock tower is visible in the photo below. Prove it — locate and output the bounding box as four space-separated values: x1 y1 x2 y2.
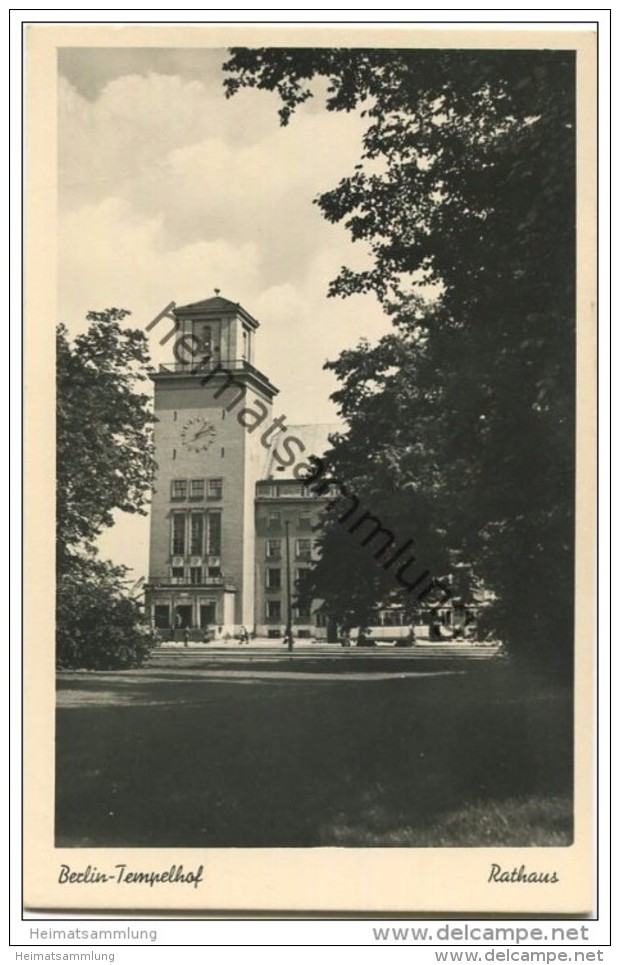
145 295 279 637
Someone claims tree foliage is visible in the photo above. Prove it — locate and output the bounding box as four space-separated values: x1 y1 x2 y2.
56 309 157 669
56 554 154 670
225 49 576 672
57 309 155 558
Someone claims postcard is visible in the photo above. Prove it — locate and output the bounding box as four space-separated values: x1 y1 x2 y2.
23 22 597 915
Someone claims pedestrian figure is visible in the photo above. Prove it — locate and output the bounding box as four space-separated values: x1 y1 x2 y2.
357 627 376 647
202 626 211 645
237 626 249 645
183 626 190 648
395 624 415 647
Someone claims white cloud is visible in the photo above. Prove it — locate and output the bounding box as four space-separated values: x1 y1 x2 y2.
59 66 373 284
59 196 262 349
59 68 388 369
58 70 284 210
58 56 392 577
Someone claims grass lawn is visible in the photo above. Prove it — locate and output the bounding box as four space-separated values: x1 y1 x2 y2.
55 659 572 848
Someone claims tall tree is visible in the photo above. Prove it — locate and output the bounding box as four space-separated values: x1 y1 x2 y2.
225 49 576 672
56 309 157 668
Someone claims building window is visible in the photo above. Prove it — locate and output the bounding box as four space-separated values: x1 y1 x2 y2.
266 599 281 622
190 566 203 585
295 604 311 621
298 511 312 530
208 478 223 500
300 484 313 498
266 568 281 590
208 511 222 555
190 513 204 556
295 568 309 588
189 478 205 501
268 510 281 529
266 539 281 559
172 514 186 555
171 566 184 581
296 539 312 561
171 479 187 501
257 483 279 497
207 566 221 579
196 324 212 360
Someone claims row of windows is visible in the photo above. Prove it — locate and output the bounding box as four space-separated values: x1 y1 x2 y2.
170 517 318 561
264 538 319 561
171 478 223 501
170 565 222 585
261 510 313 530
170 566 222 586
171 511 221 557
168 567 311 590
264 567 309 590
257 482 342 498
264 600 311 621
257 483 316 498
180 322 252 362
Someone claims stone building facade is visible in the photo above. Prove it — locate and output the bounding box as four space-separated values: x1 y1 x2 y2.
144 294 338 639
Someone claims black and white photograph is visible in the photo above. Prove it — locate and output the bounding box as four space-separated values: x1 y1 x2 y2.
23 22 597 915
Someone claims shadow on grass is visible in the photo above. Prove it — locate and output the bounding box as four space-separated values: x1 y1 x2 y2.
55 664 572 848
320 794 572 847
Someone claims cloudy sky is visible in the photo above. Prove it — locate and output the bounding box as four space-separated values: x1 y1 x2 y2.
58 46 390 578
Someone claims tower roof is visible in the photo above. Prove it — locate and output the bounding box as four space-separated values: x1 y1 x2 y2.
175 295 260 329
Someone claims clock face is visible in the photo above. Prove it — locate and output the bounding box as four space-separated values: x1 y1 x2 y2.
180 416 216 452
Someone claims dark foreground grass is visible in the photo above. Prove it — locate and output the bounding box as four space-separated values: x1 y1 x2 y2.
55 662 572 847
